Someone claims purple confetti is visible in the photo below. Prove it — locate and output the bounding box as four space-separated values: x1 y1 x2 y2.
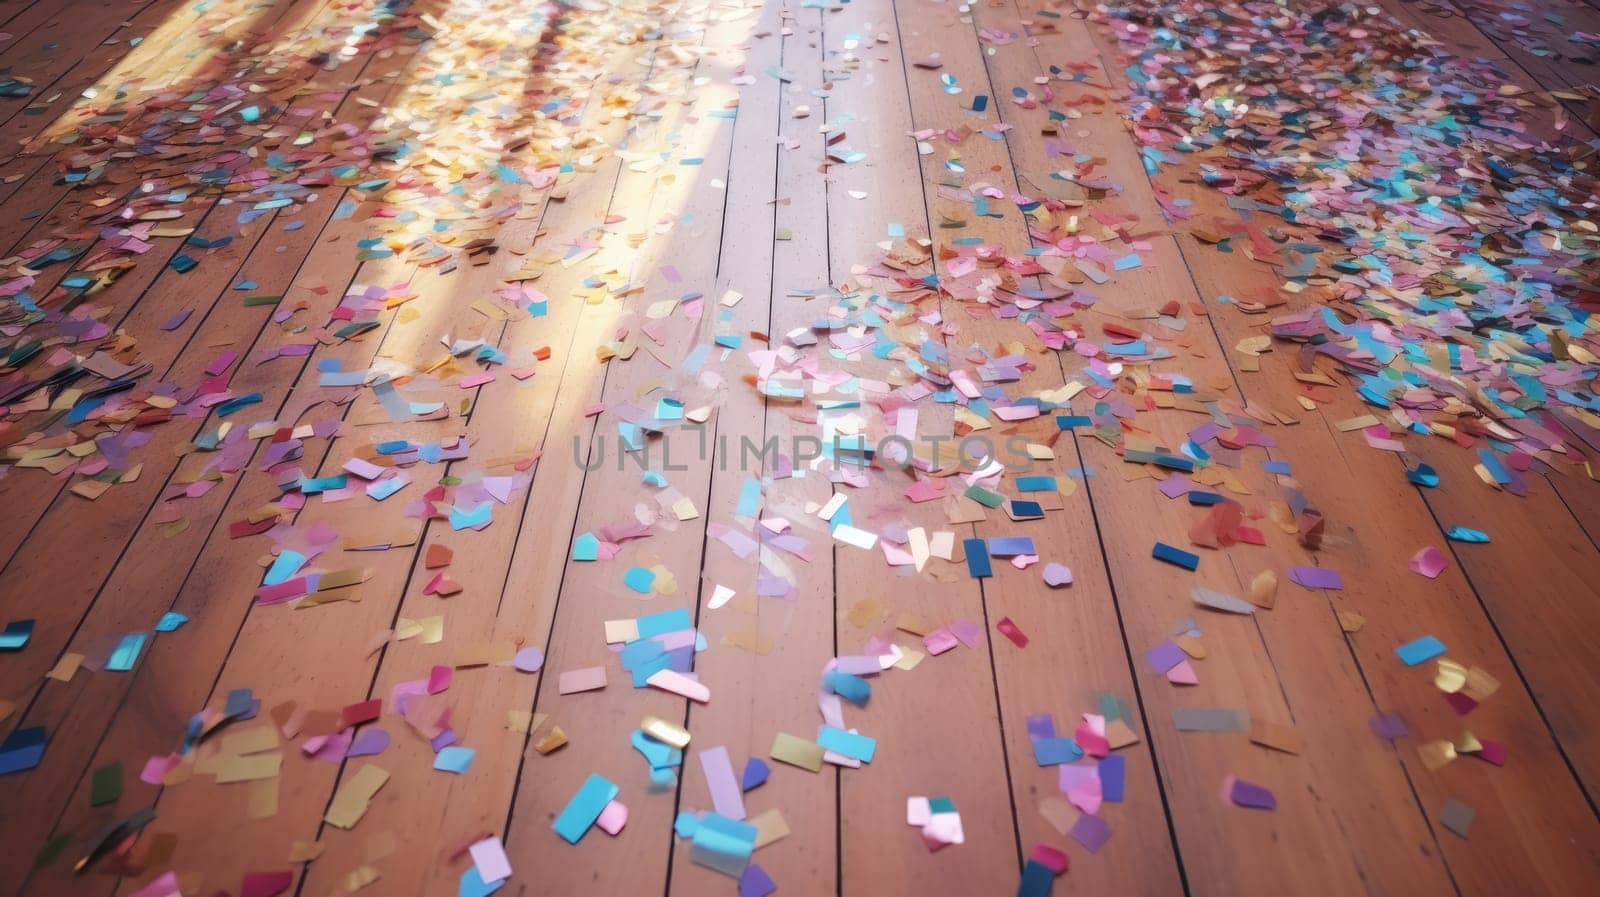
1288 566 1342 590
1068 812 1112 853
1229 777 1276 810
1157 472 1192 499
513 646 544 672
1370 712 1408 740
950 620 983 648
738 864 776 897
1042 563 1073 587
347 727 391 757
1025 714 1057 741
1144 640 1185 674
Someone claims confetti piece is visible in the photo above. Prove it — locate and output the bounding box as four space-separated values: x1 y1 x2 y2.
700 746 746 820
90 762 122 806
324 765 388 829
1249 570 1278 608
458 867 502 897
533 727 568 755
127 872 182 897
1017 860 1055 897
996 617 1029 647
468 837 511 884
1032 738 1083 766
1152 542 1199 570
750 808 789 849
46 653 83 683
347 729 390 758
646 669 710 703
742 758 769 791
154 612 188 632
1042 563 1073 587
642 716 691 749
1145 640 1186 674
816 726 876 763
1249 721 1305 755
553 774 619 844
624 567 657 593
106 634 147 671
1100 754 1126 801
689 812 757 876
240 871 292 897
1409 547 1448 579
0 620 34 651
558 667 607 694
1406 465 1440 488
513 647 545 672
428 745 470 773
770 733 824 772
1192 587 1254 615
1370 713 1408 740
1068 813 1111 853
1173 708 1248 731
738 864 776 897
596 800 629 836
1397 636 1447 667
964 538 993 577
1229 777 1276 810
1288 566 1342 590
1030 843 1070 875
1439 799 1474 838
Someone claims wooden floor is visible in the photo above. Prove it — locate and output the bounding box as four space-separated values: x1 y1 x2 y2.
0 0 1598 894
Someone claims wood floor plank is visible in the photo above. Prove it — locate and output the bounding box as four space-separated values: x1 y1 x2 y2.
1369 0 1600 802
0 0 422 703
491 4 783 895
1379 0 1600 148
1374 1 1598 122
0 0 341 266
30 5 680 894
1377 0 1600 539
663 3 841 895
1067 6 1600 893
0 0 355 562
0 0 367 293
1553 467 1600 544
954 6 1197 891
0 0 335 227
0 0 146 76
0 0 228 98
0 0 184 137
3 22 445 897
0 0 53 30
293 38 665 897
823 4 1027 893
902 3 1191 893
1400 437 1600 799
299 4 773 896
1445 0 1600 95
991 4 1480 894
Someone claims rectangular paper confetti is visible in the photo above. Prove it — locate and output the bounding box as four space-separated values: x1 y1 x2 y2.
553 773 620 844
700 745 746 820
